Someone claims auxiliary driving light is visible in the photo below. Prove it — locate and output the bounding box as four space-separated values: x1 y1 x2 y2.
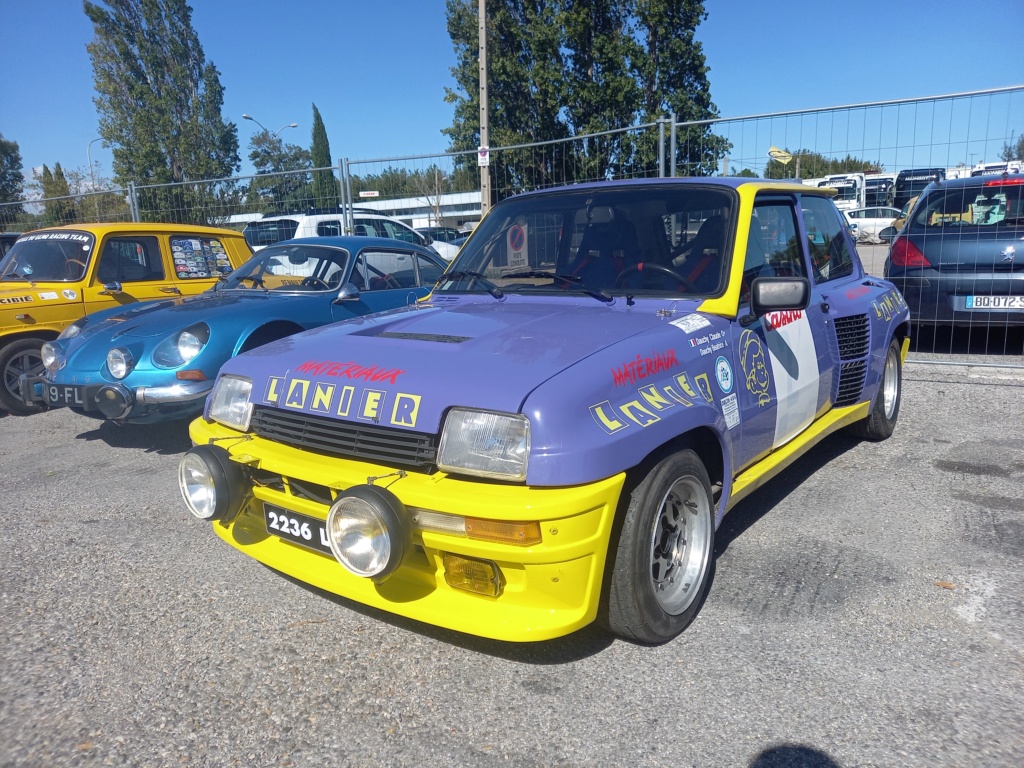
442 554 505 597
325 485 409 581
178 444 246 521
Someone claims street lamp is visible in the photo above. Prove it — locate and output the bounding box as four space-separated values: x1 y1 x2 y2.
242 114 298 137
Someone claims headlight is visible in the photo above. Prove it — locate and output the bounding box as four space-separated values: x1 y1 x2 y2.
208 375 253 431
41 341 64 373
178 445 245 521
153 323 210 368
106 347 135 379
58 319 87 340
326 485 408 580
437 409 530 481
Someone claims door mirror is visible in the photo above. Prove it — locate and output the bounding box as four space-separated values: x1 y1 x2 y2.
333 282 361 302
99 281 124 296
878 226 898 243
741 277 810 326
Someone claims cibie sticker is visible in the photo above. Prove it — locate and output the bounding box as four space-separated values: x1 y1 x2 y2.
715 356 733 393
669 313 712 334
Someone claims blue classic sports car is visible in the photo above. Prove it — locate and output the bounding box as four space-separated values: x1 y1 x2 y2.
23 236 445 423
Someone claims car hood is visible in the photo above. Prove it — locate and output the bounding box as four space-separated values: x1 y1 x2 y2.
221 296 696 434
84 290 287 339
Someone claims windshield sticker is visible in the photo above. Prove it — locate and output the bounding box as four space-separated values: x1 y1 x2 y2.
740 330 771 406
715 357 733 393
264 375 423 429
612 350 678 387
62 289 77 300
721 393 740 429
0 295 33 305
670 313 712 333
19 232 90 243
38 291 59 301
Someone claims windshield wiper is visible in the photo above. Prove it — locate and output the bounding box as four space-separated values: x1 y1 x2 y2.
503 270 613 304
237 274 268 293
440 270 504 299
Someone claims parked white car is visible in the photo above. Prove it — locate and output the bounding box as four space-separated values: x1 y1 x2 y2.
243 212 434 253
844 206 902 243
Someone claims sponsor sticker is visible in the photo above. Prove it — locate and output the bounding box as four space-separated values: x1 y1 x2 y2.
715 356 733 393
669 313 712 333
62 289 77 300
38 291 59 300
721 393 740 429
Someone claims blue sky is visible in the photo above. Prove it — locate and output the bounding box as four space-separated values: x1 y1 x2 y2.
3 0 1023 186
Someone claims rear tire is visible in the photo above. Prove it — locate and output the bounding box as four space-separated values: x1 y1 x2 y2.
0 338 47 415
604 449 715 644
853 336 901 441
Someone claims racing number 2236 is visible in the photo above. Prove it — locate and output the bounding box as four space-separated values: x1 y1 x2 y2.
267 510 312 541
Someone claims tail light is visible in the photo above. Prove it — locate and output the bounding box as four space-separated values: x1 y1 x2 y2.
889 237 931 268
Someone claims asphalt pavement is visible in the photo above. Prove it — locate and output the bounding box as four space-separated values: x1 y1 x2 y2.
1 358 1022 768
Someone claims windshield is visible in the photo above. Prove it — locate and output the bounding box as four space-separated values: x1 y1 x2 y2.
438 184 734 298
0 230 95 282
912 182 1024 228
820 180 859 202
243 219 298 248
222 243 350 291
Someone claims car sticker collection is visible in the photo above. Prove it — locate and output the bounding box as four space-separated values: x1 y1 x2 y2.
171 237 229 280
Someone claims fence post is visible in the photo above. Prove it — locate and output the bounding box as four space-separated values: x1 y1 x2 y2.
670 113 677 177
127 181 140 222
342 158 354 234
658 118 666 178
336 160 348 231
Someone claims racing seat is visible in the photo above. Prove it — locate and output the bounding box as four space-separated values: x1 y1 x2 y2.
569 219 640 291
675 214 726 293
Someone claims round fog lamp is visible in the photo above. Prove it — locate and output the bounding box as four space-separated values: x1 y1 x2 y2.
326 485 407 580
178 445 245 521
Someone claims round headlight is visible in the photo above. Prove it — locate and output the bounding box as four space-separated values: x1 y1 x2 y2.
106 347 134 379
177 329 204 363
41 342 59 370
179 452 217 519
177 445 245 521
326 485 407 580
58 320 86 340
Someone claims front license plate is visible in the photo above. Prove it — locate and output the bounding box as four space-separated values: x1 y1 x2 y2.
263 504 333 555
44 383 87 406
965 295 1024 310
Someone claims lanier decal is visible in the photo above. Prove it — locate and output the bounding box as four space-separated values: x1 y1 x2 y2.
264 376 423 428
294 359 406 385
590 371 702 435
872 290 908 321
0 295 34 305
694 373 714 404
611 350 678 387
740 330 771 406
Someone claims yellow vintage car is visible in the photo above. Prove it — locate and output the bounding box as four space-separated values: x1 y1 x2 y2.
0 222 252 414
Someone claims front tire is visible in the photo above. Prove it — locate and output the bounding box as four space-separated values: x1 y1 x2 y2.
604 449 715 644
852 336 901 441
0 338 47 415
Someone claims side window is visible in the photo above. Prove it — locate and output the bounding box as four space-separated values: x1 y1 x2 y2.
355 250 416 290
97 236 163 283
171 236 231 280
315 220 343 237
414 254 443 286
741 202 803 304
353 220 381 238
380 221 418 244
800 196 855 283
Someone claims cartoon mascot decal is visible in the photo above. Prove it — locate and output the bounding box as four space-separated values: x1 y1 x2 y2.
740 330 771 407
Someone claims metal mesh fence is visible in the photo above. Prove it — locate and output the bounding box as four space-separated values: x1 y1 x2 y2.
3 87 1022 364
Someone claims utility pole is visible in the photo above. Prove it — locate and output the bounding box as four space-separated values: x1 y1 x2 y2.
478 0 490 217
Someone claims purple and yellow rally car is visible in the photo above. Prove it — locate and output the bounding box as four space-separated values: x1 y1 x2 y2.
179 178 910 644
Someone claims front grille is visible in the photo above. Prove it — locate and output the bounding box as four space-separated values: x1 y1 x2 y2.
835 360 867 406
250 406 438 469
833 314 870 360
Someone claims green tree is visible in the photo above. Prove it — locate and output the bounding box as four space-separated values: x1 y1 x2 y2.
443 0 729 197
0 133 25 230
246 131 313 214
35 163 78 225
310 103 339 210
84 0 239 223
999 134 1024 162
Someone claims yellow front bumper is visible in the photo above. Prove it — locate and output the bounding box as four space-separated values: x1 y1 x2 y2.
190 418 626 642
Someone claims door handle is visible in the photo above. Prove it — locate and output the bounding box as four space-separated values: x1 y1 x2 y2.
820 301 830 313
